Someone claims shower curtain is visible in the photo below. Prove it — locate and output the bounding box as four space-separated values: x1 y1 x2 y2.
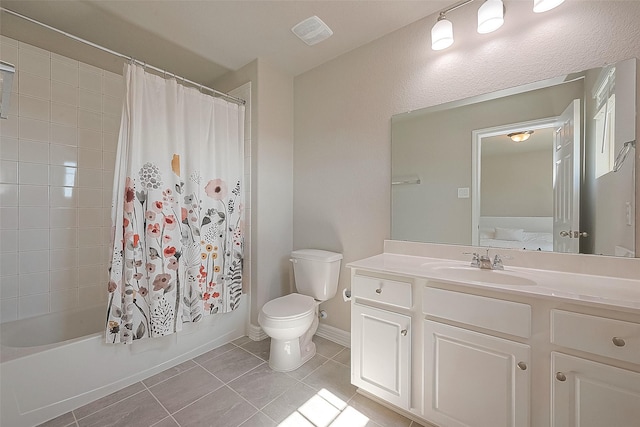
106 63 245 344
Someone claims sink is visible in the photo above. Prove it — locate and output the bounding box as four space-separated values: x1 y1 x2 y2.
423 263 537 287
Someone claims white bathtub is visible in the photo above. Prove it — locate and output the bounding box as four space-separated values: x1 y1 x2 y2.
0 296 248 427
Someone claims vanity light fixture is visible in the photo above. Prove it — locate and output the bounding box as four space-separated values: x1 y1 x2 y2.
431 0 563 51
508 130 534 142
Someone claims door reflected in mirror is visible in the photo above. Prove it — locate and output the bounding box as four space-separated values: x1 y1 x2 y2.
391 58 637 257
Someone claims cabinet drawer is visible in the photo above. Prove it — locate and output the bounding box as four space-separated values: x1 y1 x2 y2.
423 287 531 338
352 275 412 309
551 310 640 364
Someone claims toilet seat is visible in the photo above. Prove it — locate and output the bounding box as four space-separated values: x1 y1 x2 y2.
261 293 316 321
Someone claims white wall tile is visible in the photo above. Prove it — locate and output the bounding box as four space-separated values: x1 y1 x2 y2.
78 246 102 267
50 208 77 228
50 186 77 207
19 229 49 251
51 59 78 86
18 42 49 58
78 208 103 228
19 140 49 164
50 268 78 291
102 114 120 134
78 148 102 170
19 185 49 207
79 67 101 92
51 124 78 146
78 128 102 150
0 298 18 322
50 288 78 312
19 117 49 142
78 265 105 285
0 160 18 183
50 228 77 249
0 115 18 138
79 284 105 306
19 72 50 100
102 73 123 96
50 248 77 270
19 250 50 274
0 207 18 229
0 42 18 66
78 109 101 131
0 230 18 253
0 252 18 276
102 132 118 152
18 162 49 185
19 207 49 229
7 92 19 116
49 165 77 187
0 275 19 299
50 144 77 167
0 183 18 206
102 95 121 117
51 81 78 106
78 228 103 247
19 95 50 121
19 272 49 296
103 150 116 171
78 188 102 207
18 293 49 319
51 102 77 127
78 168 102 188
79 89 102 112
51 52 75 66
19 49 50 79
0 137 19 161
102 207 112 226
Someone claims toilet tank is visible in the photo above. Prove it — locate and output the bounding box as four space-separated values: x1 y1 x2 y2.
291 249 343 301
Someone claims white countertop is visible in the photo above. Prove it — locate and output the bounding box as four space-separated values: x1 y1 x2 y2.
348 253 640 313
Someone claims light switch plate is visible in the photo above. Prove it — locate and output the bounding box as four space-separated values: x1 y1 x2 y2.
458 187 470 198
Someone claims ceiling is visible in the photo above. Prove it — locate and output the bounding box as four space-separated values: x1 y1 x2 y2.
0 0 446 87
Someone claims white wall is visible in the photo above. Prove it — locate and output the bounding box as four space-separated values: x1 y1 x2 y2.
294 1 640 332
0 37 121 322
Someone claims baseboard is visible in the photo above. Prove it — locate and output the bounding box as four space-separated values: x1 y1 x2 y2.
356 389 437 427
248 323 268 341
316 323 351 348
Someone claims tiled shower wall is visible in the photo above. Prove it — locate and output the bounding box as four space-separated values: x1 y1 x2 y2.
0 36 122 322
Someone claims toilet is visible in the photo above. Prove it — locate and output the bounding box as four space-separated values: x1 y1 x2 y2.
258 249 342 372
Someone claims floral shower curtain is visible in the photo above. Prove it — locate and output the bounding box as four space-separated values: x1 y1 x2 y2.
106 63 245 344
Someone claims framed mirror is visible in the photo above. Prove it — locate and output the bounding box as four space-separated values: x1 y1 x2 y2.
391 58 637 257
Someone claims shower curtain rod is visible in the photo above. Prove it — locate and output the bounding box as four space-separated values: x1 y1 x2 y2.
0 7 246 105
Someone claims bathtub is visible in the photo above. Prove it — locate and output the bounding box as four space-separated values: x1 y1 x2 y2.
0 296 248 427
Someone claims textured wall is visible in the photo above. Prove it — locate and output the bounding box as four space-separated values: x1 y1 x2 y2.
294 1 640 332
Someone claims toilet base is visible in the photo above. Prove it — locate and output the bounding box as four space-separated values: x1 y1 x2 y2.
268 339 316 372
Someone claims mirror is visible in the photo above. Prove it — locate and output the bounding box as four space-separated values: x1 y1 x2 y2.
392 58 637 257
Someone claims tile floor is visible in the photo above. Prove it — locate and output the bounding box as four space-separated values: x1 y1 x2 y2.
38 336 425 427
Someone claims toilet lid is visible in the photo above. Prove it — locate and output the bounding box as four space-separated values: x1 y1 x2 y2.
262 294 315 320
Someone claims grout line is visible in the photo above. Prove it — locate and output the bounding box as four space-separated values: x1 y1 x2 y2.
142 361 198 389
73 385 147 422
142 382 179 427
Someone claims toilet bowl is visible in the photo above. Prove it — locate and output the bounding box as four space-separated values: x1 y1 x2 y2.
258 249 342 372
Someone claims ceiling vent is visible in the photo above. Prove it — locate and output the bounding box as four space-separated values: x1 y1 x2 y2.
292 16 333 46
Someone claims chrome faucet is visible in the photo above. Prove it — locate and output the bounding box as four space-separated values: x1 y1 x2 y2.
478 250 493 269
465 250 507 270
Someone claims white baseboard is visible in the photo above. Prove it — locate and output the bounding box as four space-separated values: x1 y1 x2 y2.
316 323 351 348
247 323 268 341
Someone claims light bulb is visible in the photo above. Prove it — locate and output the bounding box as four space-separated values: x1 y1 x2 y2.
478 0 504 34
533 0 565 13
431 17 453 51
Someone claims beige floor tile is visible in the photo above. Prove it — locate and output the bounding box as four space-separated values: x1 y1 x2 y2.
76 390 168 427
172 386 257 427
148 365 223 414
228 363 299 409
142 360 196 387
36 411 76 427
347 393 412 427
238 412 277 427
285 353 329 381
192 342 236 365
151 416 179 427
314 336 345 358
332 348 350 367
240 338 271 361
232 335 253 346
261 381 318 424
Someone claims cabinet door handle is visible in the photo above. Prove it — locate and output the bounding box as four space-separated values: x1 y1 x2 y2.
400 329 408 336
517 362 527 371
612 337 626 347
375 288 382 294
556 372 567 382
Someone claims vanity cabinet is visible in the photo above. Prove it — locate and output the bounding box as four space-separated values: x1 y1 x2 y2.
423 288 531 427
350 274 412 409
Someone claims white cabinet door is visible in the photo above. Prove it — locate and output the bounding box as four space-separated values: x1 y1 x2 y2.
351 303 411 409
551 352 640 427
424 320 530 427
